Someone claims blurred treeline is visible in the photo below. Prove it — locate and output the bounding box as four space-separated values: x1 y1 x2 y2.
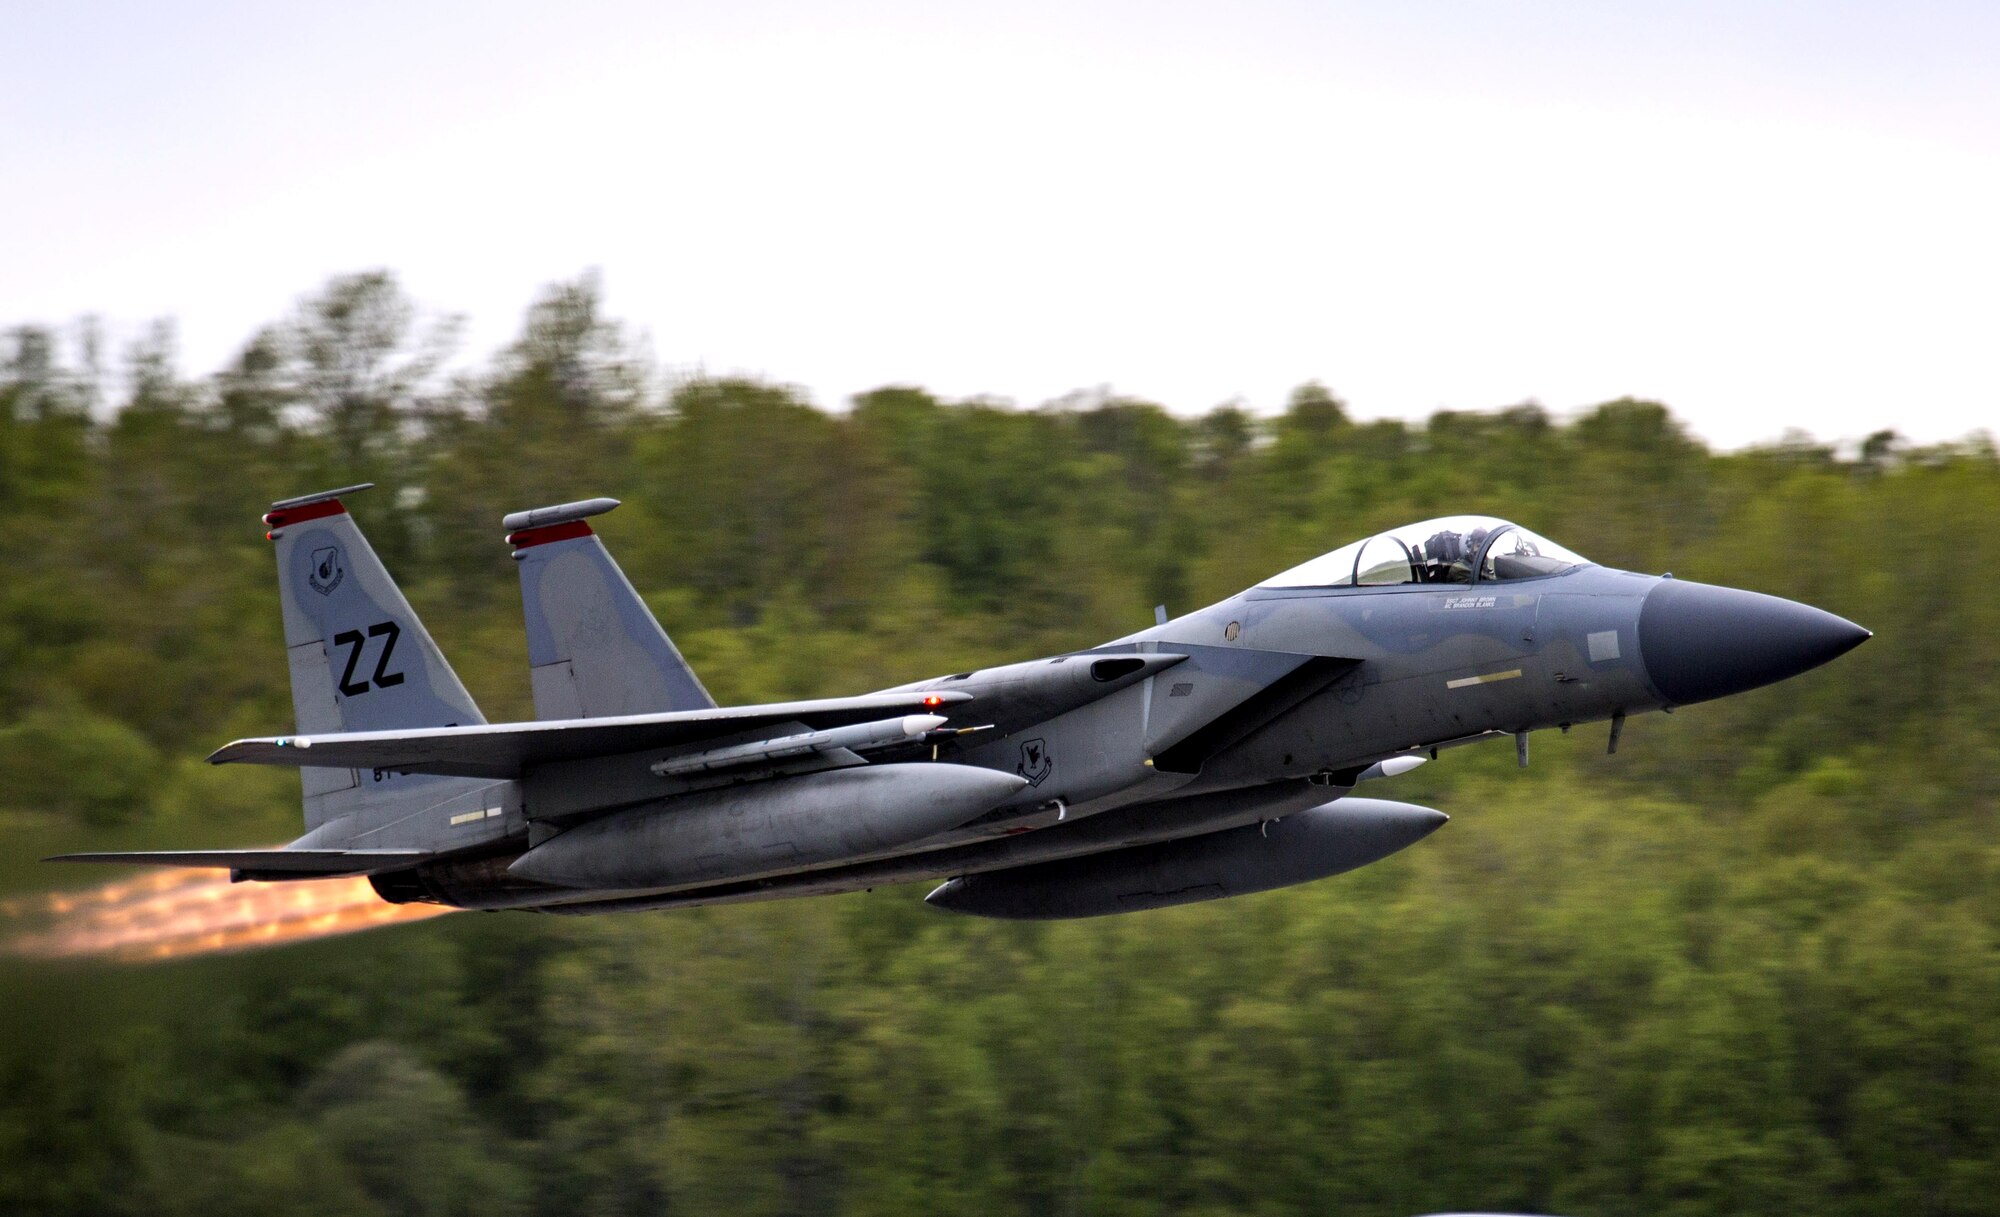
2 272 1997 1217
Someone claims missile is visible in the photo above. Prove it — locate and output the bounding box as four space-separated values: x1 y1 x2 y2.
510 763 1026 891
1353 755 1428 783
649 714 948 776
924 797 1448 919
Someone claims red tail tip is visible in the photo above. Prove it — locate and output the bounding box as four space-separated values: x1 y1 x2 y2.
262 499 348 530
507 520 594 549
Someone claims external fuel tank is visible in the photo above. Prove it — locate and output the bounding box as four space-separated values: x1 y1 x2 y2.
923 797 1448 919
509 763 1027 891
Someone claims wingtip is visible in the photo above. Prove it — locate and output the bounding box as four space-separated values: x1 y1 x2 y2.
207 738 284 765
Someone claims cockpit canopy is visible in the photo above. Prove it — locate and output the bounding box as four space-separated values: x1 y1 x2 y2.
1259 516 1590 588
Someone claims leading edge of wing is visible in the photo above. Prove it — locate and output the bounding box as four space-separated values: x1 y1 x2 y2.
43 849 428 876
207 691 976 779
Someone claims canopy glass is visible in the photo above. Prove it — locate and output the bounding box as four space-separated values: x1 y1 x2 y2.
1259 517 1590 588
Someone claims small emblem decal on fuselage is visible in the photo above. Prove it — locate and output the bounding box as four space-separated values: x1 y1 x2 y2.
308 546 346 596
1018 738 1052 787
1331 664 1367 706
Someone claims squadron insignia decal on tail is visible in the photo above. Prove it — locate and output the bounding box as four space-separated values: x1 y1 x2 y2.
308 546 344 596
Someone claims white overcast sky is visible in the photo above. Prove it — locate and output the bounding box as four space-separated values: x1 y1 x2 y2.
4 0 1996 447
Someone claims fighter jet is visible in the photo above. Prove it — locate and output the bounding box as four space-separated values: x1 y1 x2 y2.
51 486 1868 919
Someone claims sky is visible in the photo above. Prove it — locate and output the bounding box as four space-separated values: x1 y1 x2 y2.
4 0 1996 448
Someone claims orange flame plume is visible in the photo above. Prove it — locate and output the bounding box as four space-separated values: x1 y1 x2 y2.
3 868 455 963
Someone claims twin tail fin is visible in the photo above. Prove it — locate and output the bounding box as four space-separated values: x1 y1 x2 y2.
264 485 491 831
504 498 716 720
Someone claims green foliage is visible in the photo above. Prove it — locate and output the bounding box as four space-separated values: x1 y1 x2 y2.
299 1041 527 1217
2 273 1997 1215
0 707 160 826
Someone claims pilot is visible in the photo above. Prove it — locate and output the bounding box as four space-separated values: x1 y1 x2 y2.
1419 528 1487 583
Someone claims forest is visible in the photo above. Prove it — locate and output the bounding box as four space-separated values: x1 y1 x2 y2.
2 272 1996 1217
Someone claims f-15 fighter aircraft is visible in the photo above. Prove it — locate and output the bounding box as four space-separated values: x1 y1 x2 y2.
51 486 1868 919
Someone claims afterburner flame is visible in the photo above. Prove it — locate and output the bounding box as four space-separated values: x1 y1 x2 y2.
3 868 454 963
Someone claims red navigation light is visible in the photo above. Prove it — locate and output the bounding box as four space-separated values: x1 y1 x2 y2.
922 696 944 707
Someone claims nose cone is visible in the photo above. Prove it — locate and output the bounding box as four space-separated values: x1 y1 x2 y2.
1638 578 1869 706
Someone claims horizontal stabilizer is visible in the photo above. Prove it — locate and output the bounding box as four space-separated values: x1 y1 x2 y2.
44 849 428 876
210 691 974 779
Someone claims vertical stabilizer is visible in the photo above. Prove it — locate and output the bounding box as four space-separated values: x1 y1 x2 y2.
263 486 490 832
504 498 717 720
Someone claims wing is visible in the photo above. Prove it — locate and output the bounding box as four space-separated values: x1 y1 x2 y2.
208 691 973 779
